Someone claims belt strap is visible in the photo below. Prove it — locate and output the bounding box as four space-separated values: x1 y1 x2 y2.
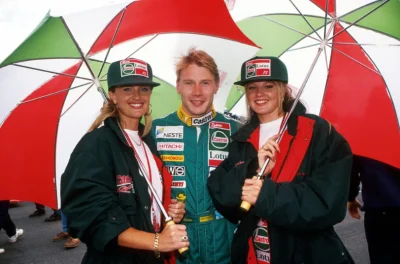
182 210 216 224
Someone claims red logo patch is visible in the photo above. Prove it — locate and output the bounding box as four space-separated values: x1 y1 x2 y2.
116 175 133 193
246 59 271 79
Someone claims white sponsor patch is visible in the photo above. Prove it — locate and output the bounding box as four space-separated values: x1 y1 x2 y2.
157 142 184 151
246 59 271 79
192 111 213 126
156 126 184 139
167 166 185 176
171 181 186 188
209 150 229 160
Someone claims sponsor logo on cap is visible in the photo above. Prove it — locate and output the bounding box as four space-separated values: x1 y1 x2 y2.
246 59 271 79
157 142 184 151
210 131 229 149
192 111 213 126
172 181 186 188
161 155 184 162
156 126 184 139
167 166 185 176
120 59 149 78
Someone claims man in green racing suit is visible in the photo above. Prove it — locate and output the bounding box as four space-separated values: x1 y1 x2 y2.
152 49 240 263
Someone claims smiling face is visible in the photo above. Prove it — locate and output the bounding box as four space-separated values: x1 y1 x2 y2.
176 64 219 117
108 85 152 130
245 81 285 123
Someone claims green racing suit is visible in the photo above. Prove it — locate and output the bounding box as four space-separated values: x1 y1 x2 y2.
151 107 240 264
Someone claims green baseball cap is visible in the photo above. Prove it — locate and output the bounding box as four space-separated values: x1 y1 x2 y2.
107 58 160 89
234 56 288 86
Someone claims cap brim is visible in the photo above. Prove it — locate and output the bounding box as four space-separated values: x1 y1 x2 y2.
109 77 160 89
234 77 288 86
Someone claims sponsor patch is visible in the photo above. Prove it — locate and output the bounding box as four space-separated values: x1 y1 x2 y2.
157 142 184 151
120 59 149 78
156 126 184 139
161 155 184 162
246 59 271 79
200 214 214 223
253 223 271 264
172 181 186 188
210 131 229 150
208 122 231 167
176 193 187 203
167 166 186 176
116 175 133 193
209 121 231 130
192 111 213 126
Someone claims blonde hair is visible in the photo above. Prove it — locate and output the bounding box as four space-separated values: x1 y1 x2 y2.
88 97 152 137
176 47 219 84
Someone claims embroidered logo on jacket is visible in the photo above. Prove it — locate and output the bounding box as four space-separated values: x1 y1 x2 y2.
116 175 133 193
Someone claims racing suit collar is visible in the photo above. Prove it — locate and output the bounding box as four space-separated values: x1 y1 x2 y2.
177 105 217 126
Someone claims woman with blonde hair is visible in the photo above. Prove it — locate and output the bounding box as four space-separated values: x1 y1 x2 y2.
208 56 355 264
61 58 188 264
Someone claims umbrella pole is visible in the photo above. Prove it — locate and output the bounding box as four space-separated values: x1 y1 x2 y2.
240 21 336 212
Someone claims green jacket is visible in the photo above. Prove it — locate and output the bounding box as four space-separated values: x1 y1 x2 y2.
208 106 355 264
152 111 240 264
61 117 172 264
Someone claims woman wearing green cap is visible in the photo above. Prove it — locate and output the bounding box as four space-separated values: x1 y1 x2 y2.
61 58 188 264
208 56 354 264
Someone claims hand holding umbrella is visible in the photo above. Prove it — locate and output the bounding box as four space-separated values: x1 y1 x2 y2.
240 134 280 211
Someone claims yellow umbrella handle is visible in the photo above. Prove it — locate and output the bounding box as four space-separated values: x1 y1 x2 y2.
165 220 189 257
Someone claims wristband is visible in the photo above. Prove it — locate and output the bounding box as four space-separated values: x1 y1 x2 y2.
154 233 160 258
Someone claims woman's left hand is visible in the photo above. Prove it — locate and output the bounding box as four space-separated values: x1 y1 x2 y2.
168 199 186 223
241 176 264 205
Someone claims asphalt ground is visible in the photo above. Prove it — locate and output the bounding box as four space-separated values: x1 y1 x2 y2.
0 202 369 264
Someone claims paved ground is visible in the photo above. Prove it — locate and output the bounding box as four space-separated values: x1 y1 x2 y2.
1 202 369 264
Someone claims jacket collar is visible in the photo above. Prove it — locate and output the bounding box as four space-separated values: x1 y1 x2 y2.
232 102 306 142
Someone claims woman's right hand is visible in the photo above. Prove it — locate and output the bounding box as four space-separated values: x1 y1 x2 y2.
158 223 189 252
258 134 280 176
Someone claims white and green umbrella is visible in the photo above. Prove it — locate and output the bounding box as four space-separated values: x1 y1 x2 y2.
225 0 400 169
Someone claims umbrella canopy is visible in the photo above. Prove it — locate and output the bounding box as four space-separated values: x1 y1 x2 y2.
225 0 400 169
0 0 258 208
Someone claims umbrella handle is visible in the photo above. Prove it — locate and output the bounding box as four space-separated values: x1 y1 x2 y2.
165 220 189 257
239 173 263 212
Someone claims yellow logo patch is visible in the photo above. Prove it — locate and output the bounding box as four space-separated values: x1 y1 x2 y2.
161 155 184 162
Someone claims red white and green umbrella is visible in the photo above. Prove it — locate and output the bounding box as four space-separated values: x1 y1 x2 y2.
225 0 400 169
0 0 258 208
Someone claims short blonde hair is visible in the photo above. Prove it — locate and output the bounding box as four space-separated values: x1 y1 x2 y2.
176 48 219 84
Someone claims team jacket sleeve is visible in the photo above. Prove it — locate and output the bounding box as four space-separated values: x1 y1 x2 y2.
207 143 259 222
61 149 131 252
253 120 353 230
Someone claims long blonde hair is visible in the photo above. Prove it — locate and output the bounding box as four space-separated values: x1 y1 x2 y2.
88 98 153 137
